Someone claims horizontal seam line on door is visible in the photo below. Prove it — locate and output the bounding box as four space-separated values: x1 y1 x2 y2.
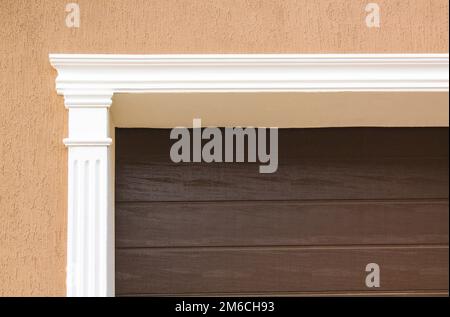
115 289 450 297
115 198 450 204
115 244 450 251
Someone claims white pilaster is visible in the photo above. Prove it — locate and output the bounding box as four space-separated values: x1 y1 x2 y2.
64 91 114 297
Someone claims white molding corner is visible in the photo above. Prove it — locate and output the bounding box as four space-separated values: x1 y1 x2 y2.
49 54 449 297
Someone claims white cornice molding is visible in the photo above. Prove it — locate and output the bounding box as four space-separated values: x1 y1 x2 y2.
50 54 449 93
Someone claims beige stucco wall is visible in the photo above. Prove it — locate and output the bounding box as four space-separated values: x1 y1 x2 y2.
0 0 448 296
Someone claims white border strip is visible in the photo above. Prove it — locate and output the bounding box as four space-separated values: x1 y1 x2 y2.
50 54 449 93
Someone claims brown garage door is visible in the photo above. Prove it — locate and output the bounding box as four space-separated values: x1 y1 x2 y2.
115 128 449 296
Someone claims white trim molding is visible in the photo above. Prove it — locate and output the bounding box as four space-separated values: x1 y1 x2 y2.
50 54 449 93
49 54 449 297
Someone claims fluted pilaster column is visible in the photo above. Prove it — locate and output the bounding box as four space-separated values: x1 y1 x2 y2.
64 91 114 297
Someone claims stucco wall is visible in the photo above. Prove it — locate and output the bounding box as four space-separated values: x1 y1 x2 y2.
0 0 448 296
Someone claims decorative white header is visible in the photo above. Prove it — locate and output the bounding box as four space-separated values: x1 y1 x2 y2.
50 54 449 93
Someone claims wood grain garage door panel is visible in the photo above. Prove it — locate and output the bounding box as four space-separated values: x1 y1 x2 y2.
116 128 449 202
116 128 449 161
116 200 449 248
116 247 449 295
116 158 448 201
115 128 449 296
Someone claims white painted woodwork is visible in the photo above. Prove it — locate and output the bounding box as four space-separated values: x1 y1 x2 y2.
49 54 449 297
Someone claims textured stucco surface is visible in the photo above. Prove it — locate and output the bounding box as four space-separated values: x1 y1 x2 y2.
0 0 448 296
